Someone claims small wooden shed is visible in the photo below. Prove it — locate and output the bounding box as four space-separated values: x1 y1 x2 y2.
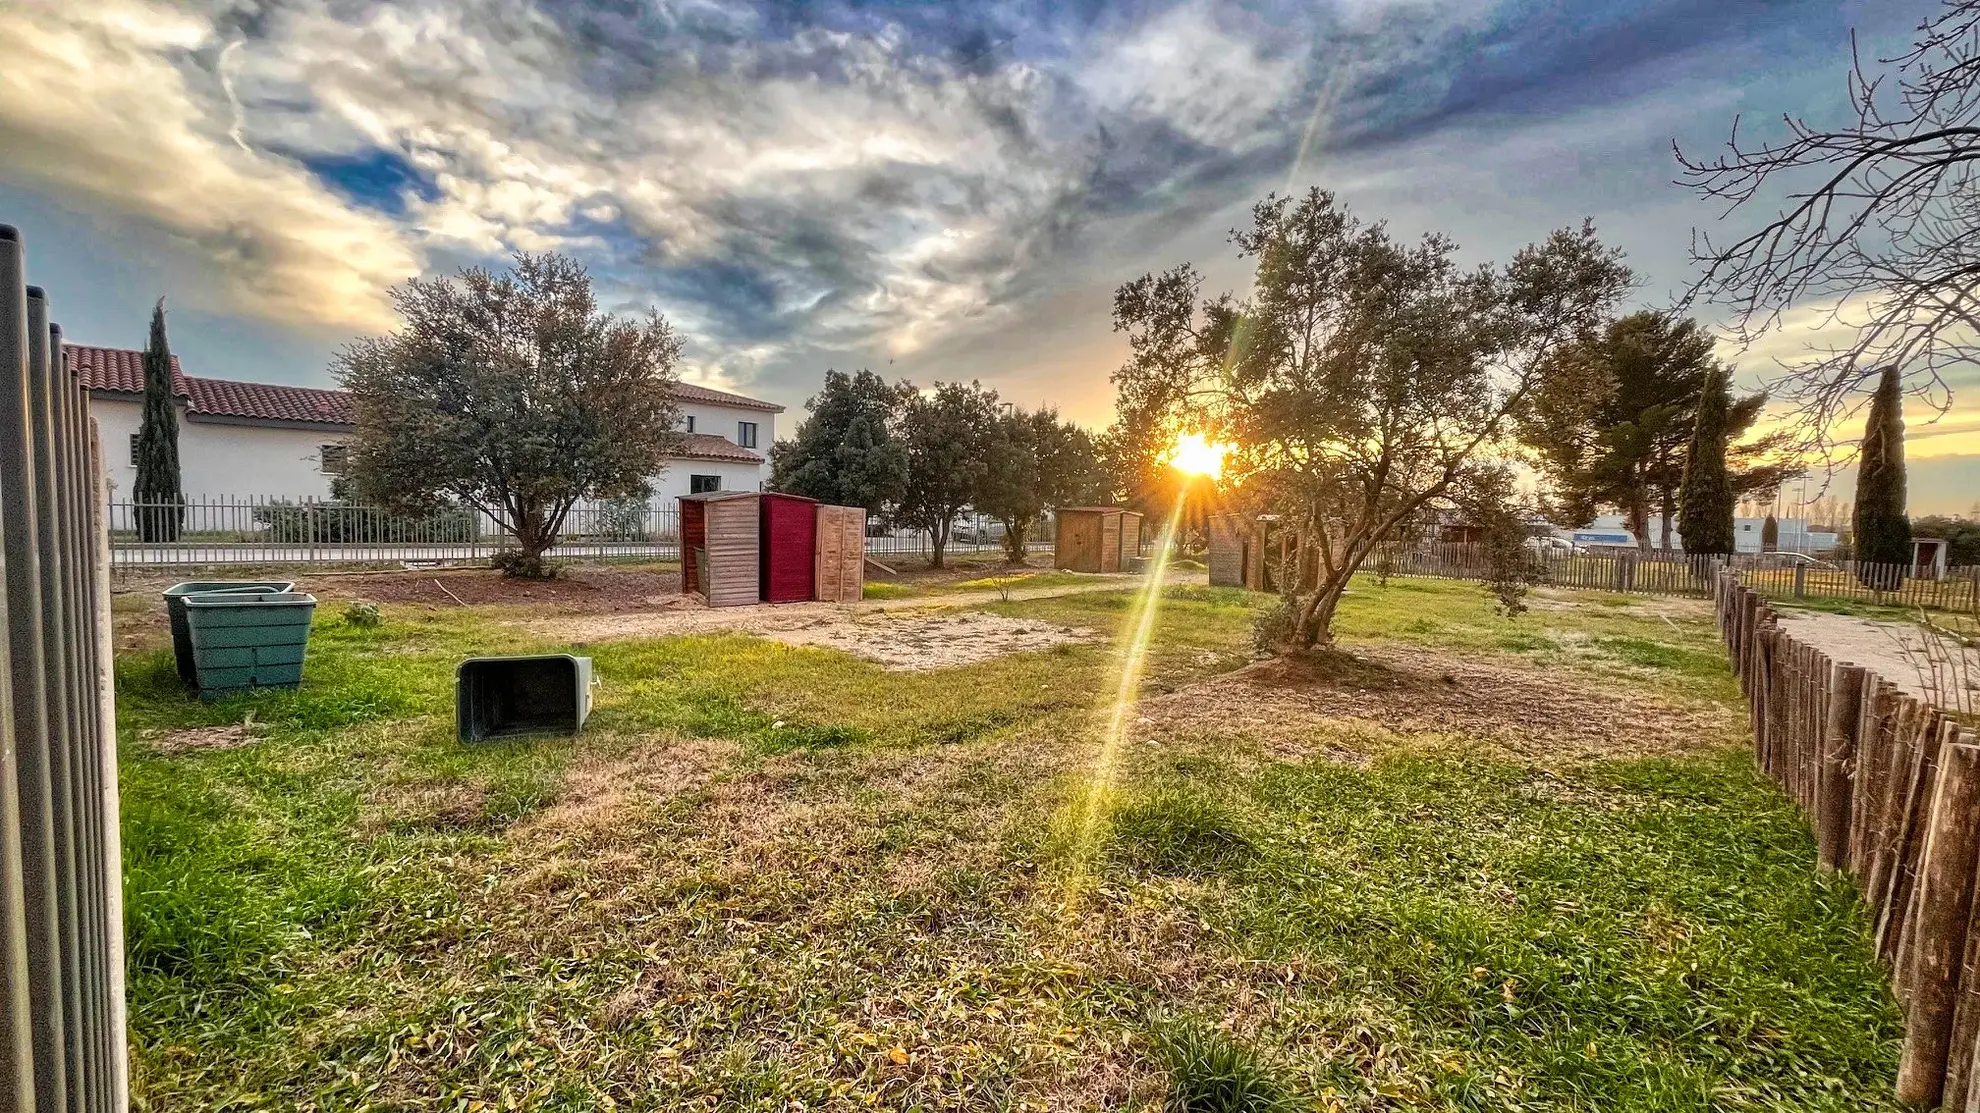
1055 506 1132 573
814 504 867 602
1120 511 1144 562
1207 513 1286 591
680 491 763 607
759 492 820 604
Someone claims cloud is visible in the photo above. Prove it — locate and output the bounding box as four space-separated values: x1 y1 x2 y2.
0 0 1861 421
0 1 421 331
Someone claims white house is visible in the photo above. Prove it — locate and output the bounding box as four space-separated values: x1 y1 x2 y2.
68 343 781 503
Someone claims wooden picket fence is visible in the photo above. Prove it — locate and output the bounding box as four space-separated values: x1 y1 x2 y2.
1716 572 1980 1108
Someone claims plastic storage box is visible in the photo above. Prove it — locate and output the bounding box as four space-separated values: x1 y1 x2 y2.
181 590 317 699
456 654 594 742
162 580 295 688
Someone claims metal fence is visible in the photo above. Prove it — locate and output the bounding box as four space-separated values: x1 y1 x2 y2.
108 496 1045 570
1375 541 1980 613
0 225 126 1110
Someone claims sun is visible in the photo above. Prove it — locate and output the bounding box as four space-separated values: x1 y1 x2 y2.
1165 432 1228 479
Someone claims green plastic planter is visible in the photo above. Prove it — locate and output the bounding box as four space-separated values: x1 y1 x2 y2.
181 590 317 699
162 580 295 688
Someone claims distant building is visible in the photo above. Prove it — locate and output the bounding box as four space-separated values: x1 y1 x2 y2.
68 343 781 503
1548 513 1838 554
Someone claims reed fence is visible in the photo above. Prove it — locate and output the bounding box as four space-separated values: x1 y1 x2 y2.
0 225 126 1110
1377 542 1980 614
1716 572 1979 1108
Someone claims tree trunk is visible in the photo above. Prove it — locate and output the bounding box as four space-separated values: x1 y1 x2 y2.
1002 518 1028 563
1290 573 1350 650
1659 485 1675 551
1629 489 1652 552
931 519 949 569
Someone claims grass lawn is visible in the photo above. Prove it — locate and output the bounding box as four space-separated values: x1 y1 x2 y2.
117 574 1899 1111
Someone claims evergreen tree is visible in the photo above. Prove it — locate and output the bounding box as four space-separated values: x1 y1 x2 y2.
1853 365 1912 582
768 369 906 514
133 297 184 542
1676 366 1735 556
1761 514 1779 551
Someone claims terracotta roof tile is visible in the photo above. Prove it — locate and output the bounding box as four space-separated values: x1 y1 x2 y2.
673 381 784 412
67 342 783 432
673 432 765 463
65 343 187 395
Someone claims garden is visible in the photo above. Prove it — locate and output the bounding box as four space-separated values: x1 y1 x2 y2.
116 563 1902 1110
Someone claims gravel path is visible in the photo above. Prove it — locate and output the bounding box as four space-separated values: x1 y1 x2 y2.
1772 609 1978 708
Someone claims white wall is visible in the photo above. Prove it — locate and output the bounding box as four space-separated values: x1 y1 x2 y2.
92 395 349 502
93 393 772 505
676 402 774 451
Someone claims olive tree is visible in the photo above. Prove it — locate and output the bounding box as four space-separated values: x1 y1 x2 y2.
1112 189 1630 651
338 252 683 577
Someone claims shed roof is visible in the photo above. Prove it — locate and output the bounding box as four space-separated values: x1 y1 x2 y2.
1057 505 1126 514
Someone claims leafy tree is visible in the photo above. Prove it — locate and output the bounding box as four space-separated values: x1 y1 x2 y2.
1112 188 1630 651
769 369 907 514
338 252 683 578
978 406 1106 563
1854 365 1913 578
1912 514 1980 566
133 297 183 542
896 381 997 569
1681 0 1980 437
1676 366 1736 555
1519 312 1792 548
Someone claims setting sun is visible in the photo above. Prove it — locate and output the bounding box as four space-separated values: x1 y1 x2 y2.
1165 432 1229 479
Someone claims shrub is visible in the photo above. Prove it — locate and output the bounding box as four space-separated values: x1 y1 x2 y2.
340 602 382 629
491 549 561 580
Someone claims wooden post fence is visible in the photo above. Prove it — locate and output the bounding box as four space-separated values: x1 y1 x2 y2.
1715 571 1980 1109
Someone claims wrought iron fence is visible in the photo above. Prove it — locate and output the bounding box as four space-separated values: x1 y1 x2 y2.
1372 541 1980 613
1 225 126 1110
109 496 1046 569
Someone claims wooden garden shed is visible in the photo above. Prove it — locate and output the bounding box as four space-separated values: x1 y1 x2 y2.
759 492 820 604
1208 513 1286 591
814 504 867 602
1056 506 1133 573
680 491 763 607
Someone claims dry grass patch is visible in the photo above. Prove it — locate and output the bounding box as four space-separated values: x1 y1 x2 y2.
1136 641 1742 764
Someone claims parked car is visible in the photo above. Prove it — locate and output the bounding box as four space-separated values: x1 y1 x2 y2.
1751 551 1839 571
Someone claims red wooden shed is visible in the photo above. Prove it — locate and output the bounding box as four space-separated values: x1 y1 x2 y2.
759 492 820 603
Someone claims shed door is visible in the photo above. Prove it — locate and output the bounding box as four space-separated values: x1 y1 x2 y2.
815 505 866 602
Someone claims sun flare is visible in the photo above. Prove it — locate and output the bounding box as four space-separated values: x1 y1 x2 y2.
1165 432 1228 479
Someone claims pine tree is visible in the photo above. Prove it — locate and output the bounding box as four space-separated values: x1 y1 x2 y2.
1676 365 1735 556
1853 365 1912 584
133 297 184 542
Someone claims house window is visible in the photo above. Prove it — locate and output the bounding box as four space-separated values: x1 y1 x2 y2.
128 433 140 466
682 415 696 433
320 444 349 475
690 474 721 494
737 421 758 448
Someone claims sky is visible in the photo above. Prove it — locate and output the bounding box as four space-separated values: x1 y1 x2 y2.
2 0 1975 514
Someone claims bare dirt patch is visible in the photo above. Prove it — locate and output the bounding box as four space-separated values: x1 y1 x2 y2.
314 564 682 609
1774 608 1979 708
144 722 262 755
527 600 1098 669
1136 642 1739 762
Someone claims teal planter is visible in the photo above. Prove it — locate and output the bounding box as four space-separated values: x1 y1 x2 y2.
181 590 317 700
162 580 294 689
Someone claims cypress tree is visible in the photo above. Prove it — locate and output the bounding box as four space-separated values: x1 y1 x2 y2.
1677 365 1736 556
1853 365 1911 584
1761 514 1779 552
134 297 184 542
